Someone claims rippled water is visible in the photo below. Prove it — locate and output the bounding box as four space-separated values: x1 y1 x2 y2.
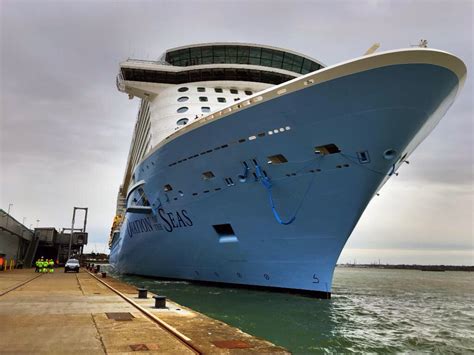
107 267 474 353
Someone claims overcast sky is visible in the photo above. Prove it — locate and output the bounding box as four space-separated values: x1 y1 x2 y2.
1 0 472 264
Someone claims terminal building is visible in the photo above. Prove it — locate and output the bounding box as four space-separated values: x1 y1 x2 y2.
0 209 88 268
0 209 33 268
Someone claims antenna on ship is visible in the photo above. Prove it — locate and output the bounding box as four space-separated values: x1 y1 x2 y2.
364 43 380 55
410 39 428 48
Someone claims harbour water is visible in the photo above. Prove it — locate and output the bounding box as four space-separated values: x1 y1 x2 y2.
108 267 474 353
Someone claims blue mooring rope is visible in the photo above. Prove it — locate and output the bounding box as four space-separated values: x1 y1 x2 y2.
255 165 316 225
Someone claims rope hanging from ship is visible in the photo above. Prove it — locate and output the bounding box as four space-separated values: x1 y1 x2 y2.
255 163 317 226
138 151 399 221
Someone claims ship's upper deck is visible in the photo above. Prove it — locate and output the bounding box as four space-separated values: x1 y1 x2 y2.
118 43 325 95
162 43 325 75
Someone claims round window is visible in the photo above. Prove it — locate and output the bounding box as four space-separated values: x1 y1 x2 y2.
383 149 397 160
177 96 189 102
177 118 189 126
177 107 188 113
178 87 189 92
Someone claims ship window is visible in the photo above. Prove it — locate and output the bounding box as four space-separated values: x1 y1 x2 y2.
177 96 189 102
136 187 150 206
177 107 189 113
230 88 238 94
201 107 211 113
178 87 188 92
177 118 189 126
314 144 341 155
202 171 215 180
197 87 206 92
163 184 173 192
215 88 223 93
245 90 253 95
357 150 370 163
267 154 288 164
199 96 208 102
217 97 226 103
213 223 235 236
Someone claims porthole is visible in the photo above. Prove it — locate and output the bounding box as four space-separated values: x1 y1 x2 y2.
230 88 238 94
177 118 189 126
197 87 206 92
245 90 253 95
177 107 188 113
199 96 208 102
217 97 226 103
383 149 397 160
215 88 223 93
178 87 188 92
177 96 189 102
201 107 211 113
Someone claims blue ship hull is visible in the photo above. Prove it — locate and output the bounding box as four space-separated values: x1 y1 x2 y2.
110 52 464 297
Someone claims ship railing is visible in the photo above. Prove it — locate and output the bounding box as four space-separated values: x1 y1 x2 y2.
125 58 170 66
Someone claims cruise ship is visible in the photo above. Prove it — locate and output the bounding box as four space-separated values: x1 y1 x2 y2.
109 42 466 298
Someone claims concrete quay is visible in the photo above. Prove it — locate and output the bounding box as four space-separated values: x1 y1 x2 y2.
0 268 289 354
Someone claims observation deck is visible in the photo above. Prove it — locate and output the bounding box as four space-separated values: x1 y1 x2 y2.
117 43 325 98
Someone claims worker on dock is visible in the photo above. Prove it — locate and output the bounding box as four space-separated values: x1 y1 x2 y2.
48 259 54 273
35 258 40 272
40 257 46 273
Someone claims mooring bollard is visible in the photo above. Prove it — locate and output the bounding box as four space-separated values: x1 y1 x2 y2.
137 288 148 299
153 295 166 309
101 272 106 278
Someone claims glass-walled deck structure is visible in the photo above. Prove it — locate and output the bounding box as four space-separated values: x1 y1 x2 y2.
164 44 324 75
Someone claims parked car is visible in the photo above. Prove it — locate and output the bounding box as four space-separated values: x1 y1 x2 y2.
64 259 80 273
